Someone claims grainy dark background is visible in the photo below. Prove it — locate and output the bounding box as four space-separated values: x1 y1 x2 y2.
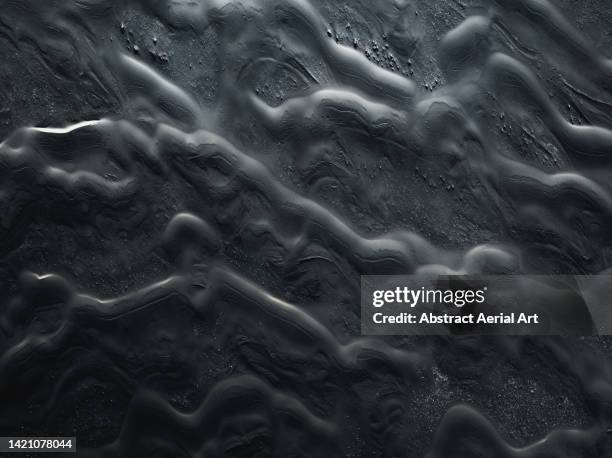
1 0 612 456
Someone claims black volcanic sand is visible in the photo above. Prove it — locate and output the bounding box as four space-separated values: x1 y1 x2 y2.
1 0 612 456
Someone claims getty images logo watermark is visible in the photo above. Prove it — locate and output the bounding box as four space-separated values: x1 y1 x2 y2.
361 275 612 335
372 285 487 308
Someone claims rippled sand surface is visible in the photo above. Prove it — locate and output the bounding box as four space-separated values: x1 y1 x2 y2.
1 0 612 456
